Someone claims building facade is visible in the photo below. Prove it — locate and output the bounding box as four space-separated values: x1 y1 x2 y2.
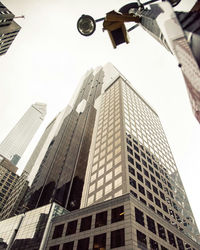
0 155 19 213
21 68 105 212
0 106 71 220
80 67 199 243
0 2 21 56
46 194 200 250
0 102 46 165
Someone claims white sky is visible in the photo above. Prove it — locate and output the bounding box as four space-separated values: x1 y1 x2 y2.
0 0 199 230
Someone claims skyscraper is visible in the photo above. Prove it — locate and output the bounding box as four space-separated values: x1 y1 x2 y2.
0 2 21 56
0 64 199 250
0 102 47 165
45 64 199 249
22 68 105 212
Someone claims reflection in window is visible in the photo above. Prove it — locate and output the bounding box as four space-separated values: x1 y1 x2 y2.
66 220 77 235
52 224 64 239
93 233 106 250
167 230 176 247
135 208 144 226
77 237 90 250
95 211 107 228
158 223 166 241
111 228 125 248
137 230 147 249
147 216 156 234
80 216 92 232
111 206 124 223
149 238 159 250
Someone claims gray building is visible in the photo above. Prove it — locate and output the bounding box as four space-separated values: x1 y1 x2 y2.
0 2 21 56
0 103 46 165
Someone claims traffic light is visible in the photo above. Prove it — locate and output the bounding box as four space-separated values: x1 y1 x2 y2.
102 11 140 48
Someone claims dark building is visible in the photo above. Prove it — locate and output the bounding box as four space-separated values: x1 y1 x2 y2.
0 2 21 56
0 155 19 213
22 68 104 212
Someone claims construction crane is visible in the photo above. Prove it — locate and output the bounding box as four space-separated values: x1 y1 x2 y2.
77 0 200 123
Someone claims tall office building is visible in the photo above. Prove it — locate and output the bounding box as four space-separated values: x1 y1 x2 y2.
22 68 105 212
0 102 46 165
1 64 199 250
0 2 21 56
45 64 199 250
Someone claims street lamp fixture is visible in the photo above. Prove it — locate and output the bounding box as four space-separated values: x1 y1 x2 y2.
77 15 96 36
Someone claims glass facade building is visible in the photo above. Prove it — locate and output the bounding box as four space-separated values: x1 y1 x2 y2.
0 103 46 165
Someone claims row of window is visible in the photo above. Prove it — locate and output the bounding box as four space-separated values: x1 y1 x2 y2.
50 229 124 250
52 206 124 239
135 207 193 250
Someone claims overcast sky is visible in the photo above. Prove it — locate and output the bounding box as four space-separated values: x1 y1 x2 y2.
1 0 199 229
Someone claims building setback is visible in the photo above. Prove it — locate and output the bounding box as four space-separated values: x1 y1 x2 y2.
0 2 21 56
0 102 46 165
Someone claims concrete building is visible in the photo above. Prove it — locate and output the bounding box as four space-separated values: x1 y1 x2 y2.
0 155 19 213
0 102 46 165
0 2 21 56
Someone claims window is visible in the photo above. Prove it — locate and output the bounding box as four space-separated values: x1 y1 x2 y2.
149 238 159 250
150 175 156 183
128 155 134 165
127 146 133 155
66 220 77 235
111 206 124 223
147 191 153 201
93 233 106 250
80 216 92 232
136 162 142 171
135 153 140 161
160 191 165 200
126 138 132 146
147 216 156 234
158 224 166 241
128 165 135 176
155 197 161 207
167 230 176 247
149 165 154 173
62 241 74 250
161 246 168 250
176 237 184 250
111 229 125 248
77 238 90 250
162 203 168 213
49 245 59 250
140 197 147 205
130 190 138 198
157 180 163 189
129 177 136 188
137 173 143 183
52 224 64 239
147 157 152 164
142 159 147 167
95 211 107 228
138 184 145 195
145 179 151 189
155 171 160 179
135 207 145 226
143 169 149 177
153 185 158 194
137 230 147 249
